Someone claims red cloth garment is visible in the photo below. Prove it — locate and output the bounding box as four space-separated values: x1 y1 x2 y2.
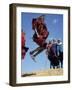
32 18 49 46
21 32 26 59
22 49 26 59
21 32 26 47
33 35 45 46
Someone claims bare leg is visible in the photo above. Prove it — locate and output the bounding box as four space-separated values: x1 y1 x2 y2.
33 47 45 57
30 46 41 55
30 46 45 62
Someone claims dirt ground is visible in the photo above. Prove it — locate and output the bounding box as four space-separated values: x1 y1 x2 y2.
22 68 63 77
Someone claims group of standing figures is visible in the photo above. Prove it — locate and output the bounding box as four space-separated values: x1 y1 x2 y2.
21 15 63 69
46 39 63 69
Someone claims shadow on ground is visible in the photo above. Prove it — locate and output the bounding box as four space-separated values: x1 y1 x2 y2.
22 73 36 77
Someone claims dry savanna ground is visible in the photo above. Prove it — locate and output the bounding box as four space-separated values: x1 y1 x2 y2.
22 68 63 77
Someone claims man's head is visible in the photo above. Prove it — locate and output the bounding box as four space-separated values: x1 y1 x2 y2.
37 15 45 24
57 39 62 45
57 39 61 43
48 40 52 44
52 39 57 44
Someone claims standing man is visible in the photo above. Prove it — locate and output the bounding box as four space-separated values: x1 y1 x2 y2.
57 39 63 68
21 30 29 59
51 39 59 68
46 40 53 68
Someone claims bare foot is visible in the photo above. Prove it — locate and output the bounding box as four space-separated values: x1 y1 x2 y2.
30 52 36 62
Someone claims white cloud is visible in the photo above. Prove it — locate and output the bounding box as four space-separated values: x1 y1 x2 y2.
53 19 58 24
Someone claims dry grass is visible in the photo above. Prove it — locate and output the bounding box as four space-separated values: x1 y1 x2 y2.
22 68 63 77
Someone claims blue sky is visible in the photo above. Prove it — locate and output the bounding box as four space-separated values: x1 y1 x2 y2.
21 12 63 74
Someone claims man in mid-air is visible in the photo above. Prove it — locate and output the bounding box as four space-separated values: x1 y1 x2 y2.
30 15 49 62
